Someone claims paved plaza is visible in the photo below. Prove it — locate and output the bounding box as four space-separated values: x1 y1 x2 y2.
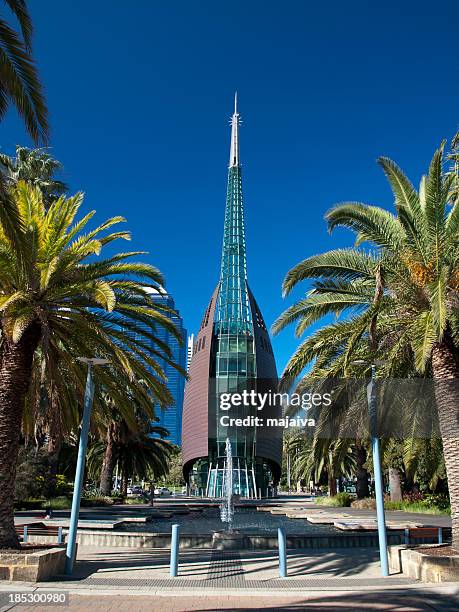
1 545 459 610
3 498 458 610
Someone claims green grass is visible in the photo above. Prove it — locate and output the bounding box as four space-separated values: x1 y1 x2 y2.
123 496 147 505
384 501 450 515
317 495 450 515
43 496 72 509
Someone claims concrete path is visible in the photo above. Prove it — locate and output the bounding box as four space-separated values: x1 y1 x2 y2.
51 545 397 584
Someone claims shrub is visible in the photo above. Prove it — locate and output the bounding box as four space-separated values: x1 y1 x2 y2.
14 447 49 500
55 475 73 496
81 496 115 507
422 494 450 512
14 498 45 510
316 492 353 507
351 498 376 510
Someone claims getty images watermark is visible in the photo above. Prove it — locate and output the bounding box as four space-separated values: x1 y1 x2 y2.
218 390 332 429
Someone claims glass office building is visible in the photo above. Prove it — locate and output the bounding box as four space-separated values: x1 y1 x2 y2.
148 290 187 446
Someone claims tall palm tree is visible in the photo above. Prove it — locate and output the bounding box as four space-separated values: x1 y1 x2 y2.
88 422 172 496
275 136 459 546
0 146 67 205
0 182 183 548
0 1 48 144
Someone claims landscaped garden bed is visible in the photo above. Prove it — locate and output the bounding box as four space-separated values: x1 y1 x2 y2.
0 545 68 581
389 544 459 582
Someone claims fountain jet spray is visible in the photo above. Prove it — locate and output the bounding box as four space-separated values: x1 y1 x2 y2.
220 438 234 531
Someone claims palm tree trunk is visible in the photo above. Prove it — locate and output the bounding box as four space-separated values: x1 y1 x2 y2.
431 335 459 549
120 471 128 498
389 467 403 502
355 441 370 499
328 474 337 497
44 433 62 498
100 421 117 496
0 323 41 549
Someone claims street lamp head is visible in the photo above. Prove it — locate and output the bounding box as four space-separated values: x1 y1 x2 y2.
350 359 386 367
77 357 110 366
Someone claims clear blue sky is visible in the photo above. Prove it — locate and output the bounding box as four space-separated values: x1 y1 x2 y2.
2 1 459 371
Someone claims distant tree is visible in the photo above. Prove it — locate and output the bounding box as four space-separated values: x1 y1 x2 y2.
88 422 173 496
0 146 67 205
164 447 184 488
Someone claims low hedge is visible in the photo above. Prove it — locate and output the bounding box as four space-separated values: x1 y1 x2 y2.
14 498 45 510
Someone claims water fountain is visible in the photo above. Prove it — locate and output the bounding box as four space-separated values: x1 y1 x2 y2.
213 438 245 549
220 438 234 530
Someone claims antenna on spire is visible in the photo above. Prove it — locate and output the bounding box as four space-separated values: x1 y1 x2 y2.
229 93 240 168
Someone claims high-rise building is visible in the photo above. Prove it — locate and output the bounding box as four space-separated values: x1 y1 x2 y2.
182 96 281 497
186 334 195 372
147 289 187 446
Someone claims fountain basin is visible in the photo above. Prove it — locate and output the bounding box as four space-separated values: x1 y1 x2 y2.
212 530 246 550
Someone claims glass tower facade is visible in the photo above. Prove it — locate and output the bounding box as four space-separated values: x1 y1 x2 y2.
149 291 187 446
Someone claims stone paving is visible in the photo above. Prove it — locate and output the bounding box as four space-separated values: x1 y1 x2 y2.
4 497 456 610
1 544 459 610
1 588 459 611
12 545 417 588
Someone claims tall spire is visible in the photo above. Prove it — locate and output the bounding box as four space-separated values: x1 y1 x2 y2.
229 91 240 168
216 94 251 334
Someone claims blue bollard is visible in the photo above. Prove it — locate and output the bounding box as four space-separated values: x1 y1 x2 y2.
170 524 180 577
438 528 443 544
23 526 28 544
404 528 410 546
278 527 287 577
58 526 63 544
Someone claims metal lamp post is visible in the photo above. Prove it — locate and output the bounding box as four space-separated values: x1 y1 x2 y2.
368 363 389 576
65 358 109 575
352 360 389 577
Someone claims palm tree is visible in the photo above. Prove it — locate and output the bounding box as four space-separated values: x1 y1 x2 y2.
0 1 48 144
275 135 459 546
88 422 172 496
95 384 174 496
0 182 183 548
283 431 303 492
295 437 355 497
0 3 49 291
0 146 67 205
